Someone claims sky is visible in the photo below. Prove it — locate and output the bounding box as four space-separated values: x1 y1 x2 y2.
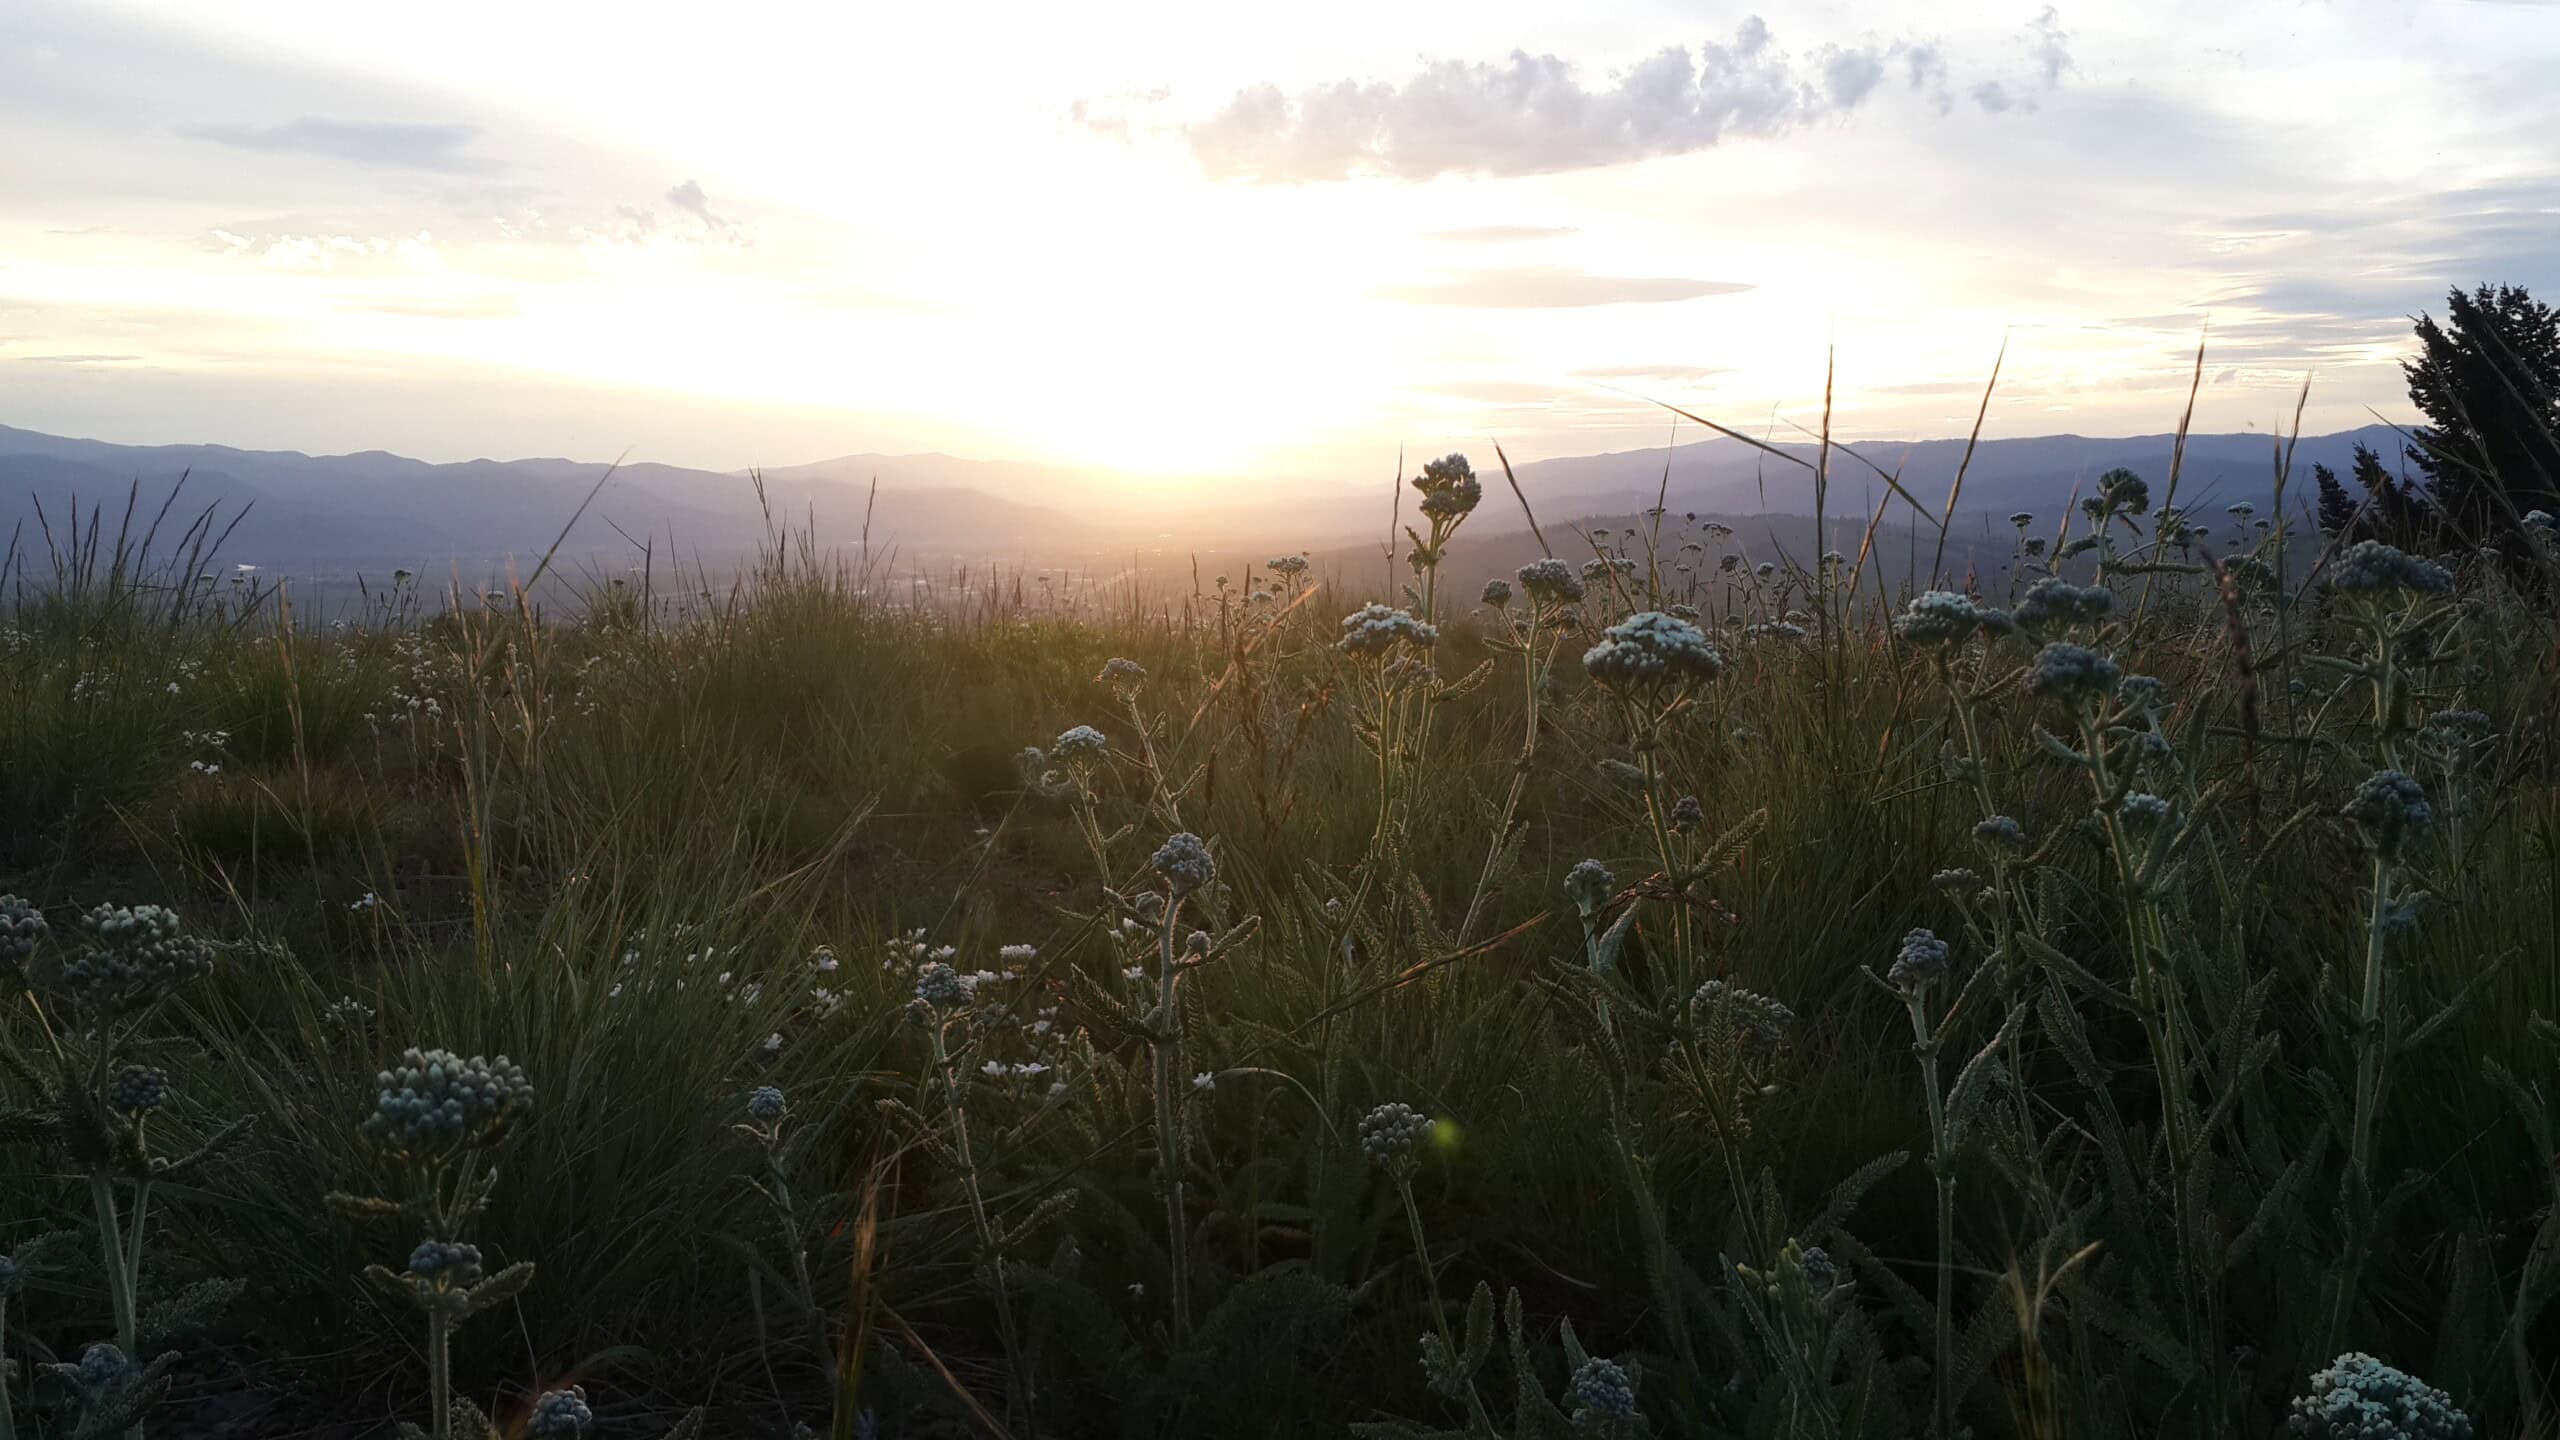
3 0 2556 487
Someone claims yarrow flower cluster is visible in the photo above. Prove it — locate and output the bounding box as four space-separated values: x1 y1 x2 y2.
105 1064 169 1114
1051 725 1108 766
1151 832 1217 897
747 1085 787 1124
1583 611 1724 691
2343 770 2434 864
1889 928 1951 991
1797 1244 1839 1295
0 894 45 975
1096 657 1147 693
2330 541 2453 597
1357 1101 1432 1173
2120 792 2172 829
1564 1355 1640 1431
1515 558 1587 606
364 1048 534 1154
406 1240 485 1284
1670 795 1704 831
1691 980 1795 1055
1413 452 1482 519
1480 577 1513 607
2014 577 2115 634
59 903 214 1010
915 961 974 1010
2285 1352 2471 1439
1974 815 2027 849
1564 858 1615 914
2027 641 2122 701
1894 590 2013 646
1266 554 1309 577
1338 603 1439 657
529 1385 596 1438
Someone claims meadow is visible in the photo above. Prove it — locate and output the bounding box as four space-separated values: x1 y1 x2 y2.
1 444 2556 1440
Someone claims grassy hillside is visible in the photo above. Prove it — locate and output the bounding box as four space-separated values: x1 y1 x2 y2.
1 464 2557 1439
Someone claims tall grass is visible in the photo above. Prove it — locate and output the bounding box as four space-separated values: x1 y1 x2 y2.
1 439 2556 1438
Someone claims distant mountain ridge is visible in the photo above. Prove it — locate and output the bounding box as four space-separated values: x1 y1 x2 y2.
0 419 2417 577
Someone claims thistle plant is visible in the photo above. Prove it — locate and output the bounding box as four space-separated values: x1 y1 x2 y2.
2321 770 2439 1355
732 1086 834 1387
1580 611 1727 978
0 901 247 1440
1453 558 1582 946
1729 1239 1851 1440
1868 928 2024 1440
328 1047 535 1440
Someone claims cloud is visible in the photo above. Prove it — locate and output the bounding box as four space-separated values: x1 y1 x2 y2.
1382 266 1753 308
2026 8 2075 88
1572 363 1735 382
17 353 144 364
178 117 490 174
667 179 728 229
332 293 522 320
1408 379 1578 402
1427 225 1579 244
1169 15 2066 183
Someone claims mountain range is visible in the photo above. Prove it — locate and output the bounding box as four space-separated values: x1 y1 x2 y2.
0 419 2416 580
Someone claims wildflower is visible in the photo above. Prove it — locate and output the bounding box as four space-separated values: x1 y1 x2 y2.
1480 577 1513 607
364 1048 534 1154
2286 1352 2471 1439
1670 795 1704 831
813 945 840 972
2229 501 2257 518
1581 556 1636 583
2093 467 2150 516
1798 1244 1839 1295
2118 674 2167 709
2009 511 2034 528
2014 577 2114 633
1691 980 1794 1054
1932 866 1982 890
1192 1071 1216 1092
748 1086 787 1124
2027 641 2121 701
2330 540 2453 596
2023 537 2048 558
1564 859 1616 915
1358 1101 1432 1174
1515 558 1586 605
77 1343 132 1389
2524 509 2556 534
407 1240 485 1285
529 1386 595 1438
1414 452 1482 519
915 962 972 1009
1151 832 1217 897
0 894 46 974
1564 1355 1640 1432
59 904 215 1012
1338 603 1439 656
1052 724 1109 765
1974 815 2027 849
2343 771 2434 863
1583 611 1724 691
1718 553 1741 573
1894 590 1992 646
1888 928 1951 992
998 943 1038 962
2119 792 2172 829
1267 554 1309 577
105 1064 170 1114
